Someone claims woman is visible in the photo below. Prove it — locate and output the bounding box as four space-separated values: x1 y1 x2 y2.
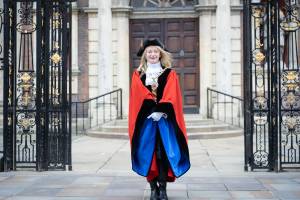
129 39 190 200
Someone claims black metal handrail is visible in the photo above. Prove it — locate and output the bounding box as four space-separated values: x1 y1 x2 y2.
0 68 3 171
207 88 244 128
72 88 123 135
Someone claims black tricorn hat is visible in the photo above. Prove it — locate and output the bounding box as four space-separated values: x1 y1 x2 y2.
136 39 168 57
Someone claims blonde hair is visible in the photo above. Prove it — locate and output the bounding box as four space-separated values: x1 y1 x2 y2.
137 46 173 73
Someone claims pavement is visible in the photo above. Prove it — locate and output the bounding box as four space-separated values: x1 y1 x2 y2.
0 135 300 199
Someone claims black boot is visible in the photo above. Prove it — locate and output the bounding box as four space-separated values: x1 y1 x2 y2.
158 181 168 200
149 180 158 200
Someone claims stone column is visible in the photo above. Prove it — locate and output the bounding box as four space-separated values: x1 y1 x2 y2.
112 0 132 117
77 0 89 100
98 0 113 94
195 3 215 117
216 0 231 93
71 9 79 98
200 11 213 117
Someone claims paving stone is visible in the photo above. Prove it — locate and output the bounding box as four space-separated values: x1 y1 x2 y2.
0 177 10 182
225 183 267 191
293 178 300 184
0 136 300 199
167 183 187 190
107 182 146 190
57 185 106 197
71 176 114 185
222 177 260 184
101 197 141 200
188 190 232 199
271 190 300 199
259 178 297 184
0 176 40 185
18 187 62 196
229 191 275 199
4 197 100 200
187 183 227 191
144 189 188 199
269 183 300 191
0 187 27 197
178 177 222 184
33 176 77 187
103 188 144 197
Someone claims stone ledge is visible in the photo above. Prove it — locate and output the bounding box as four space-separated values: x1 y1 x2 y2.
86 129 243 140
111 6 133 13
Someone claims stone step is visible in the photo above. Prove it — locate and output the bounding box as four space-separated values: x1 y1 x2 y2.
87 129 243 140
96 123 237 133
86 117 243 140
107 118 216 126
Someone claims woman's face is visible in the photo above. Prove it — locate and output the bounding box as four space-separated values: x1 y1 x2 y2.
145 46 160 64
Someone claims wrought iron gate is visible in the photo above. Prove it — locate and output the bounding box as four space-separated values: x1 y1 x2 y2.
2 0 74 171
244 0 300 171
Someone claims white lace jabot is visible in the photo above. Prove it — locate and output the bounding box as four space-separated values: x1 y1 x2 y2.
145 62 163 86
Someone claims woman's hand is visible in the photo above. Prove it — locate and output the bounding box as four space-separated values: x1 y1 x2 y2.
147 112 167 121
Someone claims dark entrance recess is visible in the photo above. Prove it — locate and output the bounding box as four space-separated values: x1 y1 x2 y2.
130 18 200 113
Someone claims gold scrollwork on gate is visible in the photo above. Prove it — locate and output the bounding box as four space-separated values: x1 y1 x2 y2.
252 7 265 18
18 117 35 131
53 118 60 126
280 7 300 32
286 93 296 105
54 42 60 50
283 116 299 131
52 20 60 29
8 88 12 106
8 117 12 126
256 66 264 76
280 18 300 32
254 112 268 125
19 72 34 107
20 72 31 83
256 39 264 48
282 71 299 92
52 88 60 105
51 52 61 64
254 51 265 64
254 96 267 109
53 12 60 18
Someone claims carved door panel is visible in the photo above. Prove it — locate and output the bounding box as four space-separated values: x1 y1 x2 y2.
130 18 199 113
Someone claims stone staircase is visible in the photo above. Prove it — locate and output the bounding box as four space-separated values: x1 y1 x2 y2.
86 114 243 140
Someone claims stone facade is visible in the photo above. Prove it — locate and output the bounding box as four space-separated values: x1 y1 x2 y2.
0 0 243 117
73 0 243 117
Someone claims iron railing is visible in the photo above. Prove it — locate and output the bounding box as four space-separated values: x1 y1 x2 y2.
0 72 2 171
72 88 123 135
0 1 4 171
207 88 244 128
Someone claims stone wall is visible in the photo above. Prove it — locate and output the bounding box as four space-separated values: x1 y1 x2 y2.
211 9 242 97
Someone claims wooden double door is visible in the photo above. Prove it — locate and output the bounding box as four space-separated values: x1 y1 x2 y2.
130 18 200 113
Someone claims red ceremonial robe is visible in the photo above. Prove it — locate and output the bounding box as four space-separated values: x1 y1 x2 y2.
129 67 190 182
